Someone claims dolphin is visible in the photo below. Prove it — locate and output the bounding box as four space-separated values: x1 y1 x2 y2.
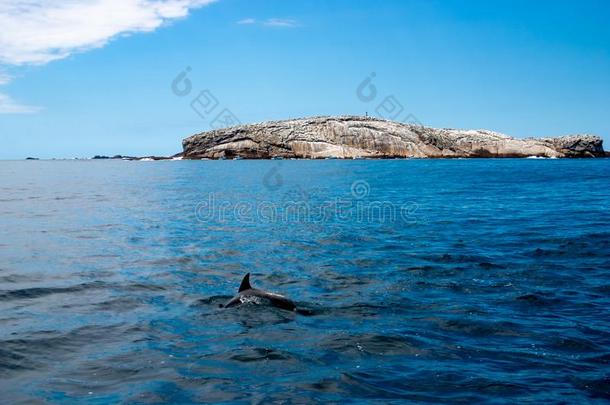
220 273 296 312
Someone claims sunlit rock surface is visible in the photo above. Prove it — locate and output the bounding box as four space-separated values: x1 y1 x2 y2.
182 116 604 159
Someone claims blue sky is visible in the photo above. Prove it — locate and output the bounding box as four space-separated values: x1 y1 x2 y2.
0 0 609 159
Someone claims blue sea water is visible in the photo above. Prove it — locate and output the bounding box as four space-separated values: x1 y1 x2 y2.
0 159 609 403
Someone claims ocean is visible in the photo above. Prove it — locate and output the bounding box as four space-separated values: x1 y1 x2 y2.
1 159 609 403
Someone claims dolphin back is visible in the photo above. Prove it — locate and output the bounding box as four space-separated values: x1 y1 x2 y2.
260 292 296 311
220 273 297 312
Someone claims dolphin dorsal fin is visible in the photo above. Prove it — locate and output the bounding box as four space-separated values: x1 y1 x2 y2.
238 273 252 292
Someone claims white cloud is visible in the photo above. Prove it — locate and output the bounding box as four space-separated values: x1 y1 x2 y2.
237 17 255 25
0 71 12 85
263 18 298 28
237 17 299 28
0 93 41 114
0 0 216 114
0 0 217 66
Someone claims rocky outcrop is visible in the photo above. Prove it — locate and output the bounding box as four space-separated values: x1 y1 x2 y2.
182 116 604 159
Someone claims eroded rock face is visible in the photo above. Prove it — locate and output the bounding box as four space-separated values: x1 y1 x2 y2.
182 116 604 159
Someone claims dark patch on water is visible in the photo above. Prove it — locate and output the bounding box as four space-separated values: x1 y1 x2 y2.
0 281 108 301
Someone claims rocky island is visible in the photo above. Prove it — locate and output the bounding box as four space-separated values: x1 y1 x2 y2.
182 116 604 159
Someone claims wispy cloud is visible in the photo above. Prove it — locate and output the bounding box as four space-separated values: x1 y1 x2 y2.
0 93 41 114
0 0 217 66
237 17 300 28
0 0 217 114
0 71 12 85
237 17 256 25
263 18 298 28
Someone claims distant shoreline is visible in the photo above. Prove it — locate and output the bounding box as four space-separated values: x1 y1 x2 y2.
15 116 610 161
16 154 610 161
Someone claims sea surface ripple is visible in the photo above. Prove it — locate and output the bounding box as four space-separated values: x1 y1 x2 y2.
0 159 609 403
